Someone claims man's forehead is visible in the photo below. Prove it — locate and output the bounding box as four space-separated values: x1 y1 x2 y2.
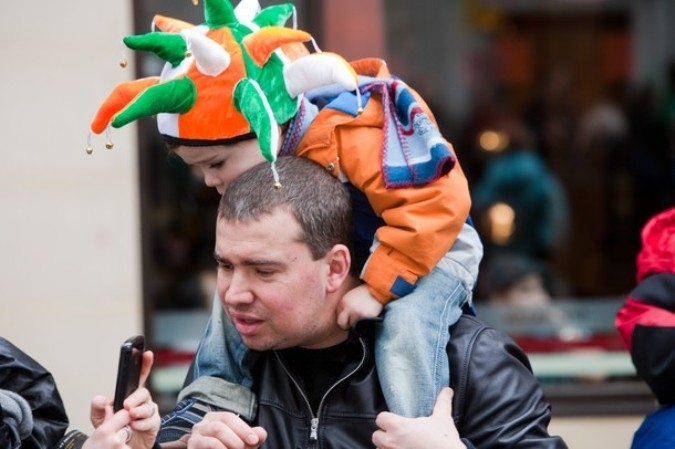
216 213 305 256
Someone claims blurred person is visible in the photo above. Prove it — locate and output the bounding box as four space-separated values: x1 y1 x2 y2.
472 117 569 266
0 336 69 449
475 253 584 342
615 207 675 449
477 253 551 307
88 0 483 437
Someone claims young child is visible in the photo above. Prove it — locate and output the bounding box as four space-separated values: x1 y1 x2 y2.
88 0 483 438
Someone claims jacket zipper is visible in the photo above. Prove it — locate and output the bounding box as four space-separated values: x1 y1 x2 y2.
275 336 368 446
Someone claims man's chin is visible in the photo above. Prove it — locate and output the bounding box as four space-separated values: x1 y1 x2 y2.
240 337 269 352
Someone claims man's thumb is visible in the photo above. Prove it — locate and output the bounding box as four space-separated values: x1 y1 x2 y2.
432 387 454 417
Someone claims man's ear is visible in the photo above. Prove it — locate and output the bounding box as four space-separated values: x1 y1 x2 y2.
325 244 351 293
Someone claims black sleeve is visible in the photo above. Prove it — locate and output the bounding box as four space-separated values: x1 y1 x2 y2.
0 337 70 449
449 317 568 449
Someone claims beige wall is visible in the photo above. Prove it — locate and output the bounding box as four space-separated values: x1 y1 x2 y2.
0 0 141 432
551 415 641 449
0 0 647 446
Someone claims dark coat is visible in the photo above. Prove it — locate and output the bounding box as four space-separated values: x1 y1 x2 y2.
0 337 69 449
254 315 567 448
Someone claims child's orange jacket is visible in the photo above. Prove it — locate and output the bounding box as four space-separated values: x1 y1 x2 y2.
284 58 472 303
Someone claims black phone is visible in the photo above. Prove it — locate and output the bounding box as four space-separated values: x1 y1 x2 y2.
113 335 145 412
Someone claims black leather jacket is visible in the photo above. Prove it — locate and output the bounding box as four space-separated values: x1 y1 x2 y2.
0 337 69 449
254 315 567 448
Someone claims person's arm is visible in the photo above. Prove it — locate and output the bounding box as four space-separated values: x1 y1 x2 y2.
323 126 470 304
0 337 69 448
450 318 567 448
295 78 472 304
341 111 470 304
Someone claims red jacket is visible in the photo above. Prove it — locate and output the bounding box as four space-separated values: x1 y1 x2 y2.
615 207 675 404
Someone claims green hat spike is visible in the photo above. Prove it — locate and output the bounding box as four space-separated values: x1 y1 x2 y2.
204 0 237 28
124 33 189 68
254 4 296 28
234 77 283 188
234 78 279 164
112 77 197 128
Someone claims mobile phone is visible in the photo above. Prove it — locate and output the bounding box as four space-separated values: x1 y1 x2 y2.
113 335 145 412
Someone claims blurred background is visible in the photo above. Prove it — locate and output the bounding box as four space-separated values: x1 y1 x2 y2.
2 0 675 447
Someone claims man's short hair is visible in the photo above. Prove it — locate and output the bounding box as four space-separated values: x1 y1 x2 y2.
219 156 353 260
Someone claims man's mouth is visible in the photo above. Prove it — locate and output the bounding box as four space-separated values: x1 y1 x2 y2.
230 313 263 336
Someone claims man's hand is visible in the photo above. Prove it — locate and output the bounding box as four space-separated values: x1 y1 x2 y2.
372 388 466 449
188 412 267 449
337 284 384 329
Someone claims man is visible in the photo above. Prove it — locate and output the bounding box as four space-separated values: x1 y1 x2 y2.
181 156 566 448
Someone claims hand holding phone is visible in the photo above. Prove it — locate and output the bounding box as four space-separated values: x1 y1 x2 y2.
113 335 145 412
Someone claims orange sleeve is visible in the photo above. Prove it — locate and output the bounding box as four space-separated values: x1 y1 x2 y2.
339 123 471 303
295 77 471 304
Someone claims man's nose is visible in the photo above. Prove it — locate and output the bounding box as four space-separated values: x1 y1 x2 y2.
219 270 254 305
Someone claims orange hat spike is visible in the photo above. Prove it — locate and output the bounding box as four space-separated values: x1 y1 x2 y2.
243 27 312 67
242 27 312 67
90 77 161 134
153 14 196 33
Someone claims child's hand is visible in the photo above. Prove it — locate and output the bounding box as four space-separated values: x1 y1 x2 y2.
337 284 384 329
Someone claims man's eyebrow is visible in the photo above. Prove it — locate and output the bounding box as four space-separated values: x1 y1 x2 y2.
213 252 282 267
242 259 283 267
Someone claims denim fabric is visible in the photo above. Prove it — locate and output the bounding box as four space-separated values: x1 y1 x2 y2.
183 296 258 420
192 296 258 388
375 223 482 417
184 222 482 419
375 267 469 417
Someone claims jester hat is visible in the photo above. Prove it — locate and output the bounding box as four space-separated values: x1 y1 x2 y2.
89 0 361 180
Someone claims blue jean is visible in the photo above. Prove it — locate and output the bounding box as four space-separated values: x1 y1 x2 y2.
181 223 482 419
375 267 469 417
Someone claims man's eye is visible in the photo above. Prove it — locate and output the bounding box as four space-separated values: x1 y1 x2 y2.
218 262 233 271
256 269 275 277
209 161 224 169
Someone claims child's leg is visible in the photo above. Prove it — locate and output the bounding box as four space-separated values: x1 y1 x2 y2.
375 223 483 417
375 267 469 418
